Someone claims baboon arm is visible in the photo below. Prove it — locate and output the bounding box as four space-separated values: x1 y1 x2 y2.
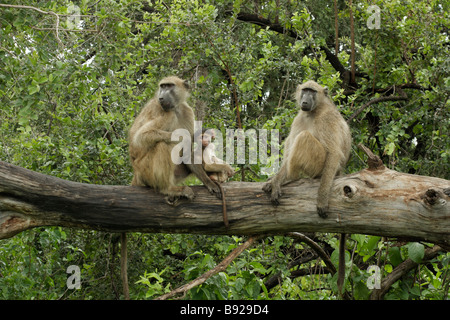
132 123 173 148
262 163 289 205
271 162 289 187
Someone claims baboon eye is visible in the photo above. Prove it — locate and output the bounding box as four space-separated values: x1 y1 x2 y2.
160 83 175 89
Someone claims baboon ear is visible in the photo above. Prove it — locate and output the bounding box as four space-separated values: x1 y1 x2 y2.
183 80 190 90
323 87 329 96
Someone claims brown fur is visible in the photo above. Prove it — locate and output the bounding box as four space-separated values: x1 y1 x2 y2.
263 80 352 297
263 80 352 217
129 76 220 200
198 130 235 183
122 77 221 299
204 153 234 183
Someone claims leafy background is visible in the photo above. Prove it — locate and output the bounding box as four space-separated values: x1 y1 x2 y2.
0 0 448 300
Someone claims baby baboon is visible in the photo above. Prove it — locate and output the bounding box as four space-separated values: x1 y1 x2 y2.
196 128 235 228
263 80 352 218
197 128 235 183
128 76 220 200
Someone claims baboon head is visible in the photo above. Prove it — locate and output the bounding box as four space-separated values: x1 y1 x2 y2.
157 76 190 111
296 80 328 112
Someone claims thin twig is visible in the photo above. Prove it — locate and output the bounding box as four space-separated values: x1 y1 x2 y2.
199 25 242 129
347 87 408 123
0 3 63 47
334 0 339 54
155 236 261 300
287 232 336 274
348 0 356 84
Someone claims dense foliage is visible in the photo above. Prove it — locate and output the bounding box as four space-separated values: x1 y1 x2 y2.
0 0 448 300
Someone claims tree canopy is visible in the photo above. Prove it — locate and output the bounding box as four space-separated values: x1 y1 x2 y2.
0 0 448 300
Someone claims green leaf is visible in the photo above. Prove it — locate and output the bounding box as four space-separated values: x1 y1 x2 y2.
366 236 381 253
28 84 40 95
245 279 261 299
385 142 396 156
407 242 425 263
250 261 267 274
388 247 403 266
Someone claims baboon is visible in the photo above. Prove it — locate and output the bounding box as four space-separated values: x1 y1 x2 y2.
121 76 221 299
263 80 351 217
196 128 235 227
128 76 220 200
263 80 352 297
197 128 235 183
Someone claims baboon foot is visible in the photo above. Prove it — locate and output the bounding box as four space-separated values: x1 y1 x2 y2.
164 186 195 206
317 205 329 219
262 182 272 193
263 182 281 206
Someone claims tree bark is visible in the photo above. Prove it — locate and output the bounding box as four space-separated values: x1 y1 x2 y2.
0 160 449 245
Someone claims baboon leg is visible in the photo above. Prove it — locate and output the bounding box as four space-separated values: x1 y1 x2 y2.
162 162 195 201
265 131 327 206
174 164 191 184
204 163 233 183
316 152 341 218
214 171 229 184
131 174 140 186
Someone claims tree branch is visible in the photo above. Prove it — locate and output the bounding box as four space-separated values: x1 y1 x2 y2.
0 160 448 245
0 3 63 47
234 12 347 76
155 235 260 300
369 245 444 300
347 87 409 123
287 232 336 274
357 143 385 171
348 0 356 85
263 250 319 291
200 26 242 129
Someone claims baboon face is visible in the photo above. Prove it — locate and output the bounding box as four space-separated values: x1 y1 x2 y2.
201 129 215 148
299 88 318 111
158 78 189 112
297 81 328 112
158 81 177 111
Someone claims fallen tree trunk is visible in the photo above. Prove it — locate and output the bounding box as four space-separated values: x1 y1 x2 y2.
0 160 449 245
